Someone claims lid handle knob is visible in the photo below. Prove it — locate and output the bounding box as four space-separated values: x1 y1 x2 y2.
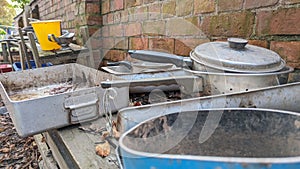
228 38 248 49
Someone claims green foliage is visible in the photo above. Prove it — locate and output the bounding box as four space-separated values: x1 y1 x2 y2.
11 0 30 9
0 28 6 35
0 1 16 26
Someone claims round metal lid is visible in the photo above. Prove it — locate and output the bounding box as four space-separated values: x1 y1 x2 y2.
192 38 286 73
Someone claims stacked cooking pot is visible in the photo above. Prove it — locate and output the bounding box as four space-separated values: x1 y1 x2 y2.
129 38 293 94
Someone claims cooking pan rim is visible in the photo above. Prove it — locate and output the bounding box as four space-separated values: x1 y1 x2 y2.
119 107 300 163
190 51 287 74
185 65 293 76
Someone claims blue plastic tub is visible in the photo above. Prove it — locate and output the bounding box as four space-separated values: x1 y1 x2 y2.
13 60 53 71
119 108 300 169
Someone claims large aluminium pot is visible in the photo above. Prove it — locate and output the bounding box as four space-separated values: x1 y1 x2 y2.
119 108 300 169
128 39 294 94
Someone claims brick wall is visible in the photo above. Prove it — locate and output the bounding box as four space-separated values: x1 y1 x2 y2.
98 0 300 73
26 0 102 45
20 0 299 74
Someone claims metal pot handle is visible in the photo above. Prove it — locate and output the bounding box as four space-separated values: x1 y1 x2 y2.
128 50 193 68
48 34 58 43
227 38 248 49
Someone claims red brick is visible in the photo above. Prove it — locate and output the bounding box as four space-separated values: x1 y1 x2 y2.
245 0 278 9
149 3 161 20
101 26 109 37
86 15 102 26
102 14 108 25
142 21 166 36
162 1 176 18
114 12 121 23
125 0 142 8
175 38 209 56
125 22 142 36
109 24 124 37
88 27 100 37
129 37 149 50
201 11 255 37
194 0 215 14
115 37 129 50
90 38 102 49
105 50 127 61
149 38 175 53
256 8 300 36
135 6 148 21
88 25 102 37
176 0 193 16
288 62 300 69
114 0 124 11
86 3 100 14
218 0 243 12
107 13 114 24
282 0 300 5
185 17 200 28
102 38 115 49
270 41 300 68
120 10 129 23
166 18 203 36
248 40 268 48
101 0 110 14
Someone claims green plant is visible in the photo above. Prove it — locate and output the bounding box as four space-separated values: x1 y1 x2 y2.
0 28 6 35
11 0 30 9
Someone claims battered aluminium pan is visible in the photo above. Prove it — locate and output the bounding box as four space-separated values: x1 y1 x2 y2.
119 108 300 169
128 42 294 95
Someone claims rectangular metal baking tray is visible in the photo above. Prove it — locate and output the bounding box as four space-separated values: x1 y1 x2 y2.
0 63 129 137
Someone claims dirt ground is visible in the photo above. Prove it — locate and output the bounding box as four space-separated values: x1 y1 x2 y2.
0 106 41 169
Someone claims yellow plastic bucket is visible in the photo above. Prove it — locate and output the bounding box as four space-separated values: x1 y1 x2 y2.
30 20 61 51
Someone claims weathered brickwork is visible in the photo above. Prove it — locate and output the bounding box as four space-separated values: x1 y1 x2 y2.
99 0 300 78
23 0 300 76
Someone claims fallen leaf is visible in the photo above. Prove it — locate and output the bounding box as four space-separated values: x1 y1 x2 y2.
113 125 120 139
95 140 111 157
0 127 5 132
0 147 10 153
102 131 110 139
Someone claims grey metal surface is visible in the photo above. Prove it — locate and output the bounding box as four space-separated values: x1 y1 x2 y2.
101 69 202 93
0 63 129 137
192 41 285 73
119 108 300 169
188 66 293 94
101 64 179 75
117 82 300 133
102 64 293 94
128 50 193 68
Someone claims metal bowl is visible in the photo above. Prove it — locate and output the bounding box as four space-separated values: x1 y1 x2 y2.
120 108 300 169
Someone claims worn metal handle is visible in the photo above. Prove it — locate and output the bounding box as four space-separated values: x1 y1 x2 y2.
128 50 193 68
64 93 99 124
228 38 248 49
47 34 58 43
